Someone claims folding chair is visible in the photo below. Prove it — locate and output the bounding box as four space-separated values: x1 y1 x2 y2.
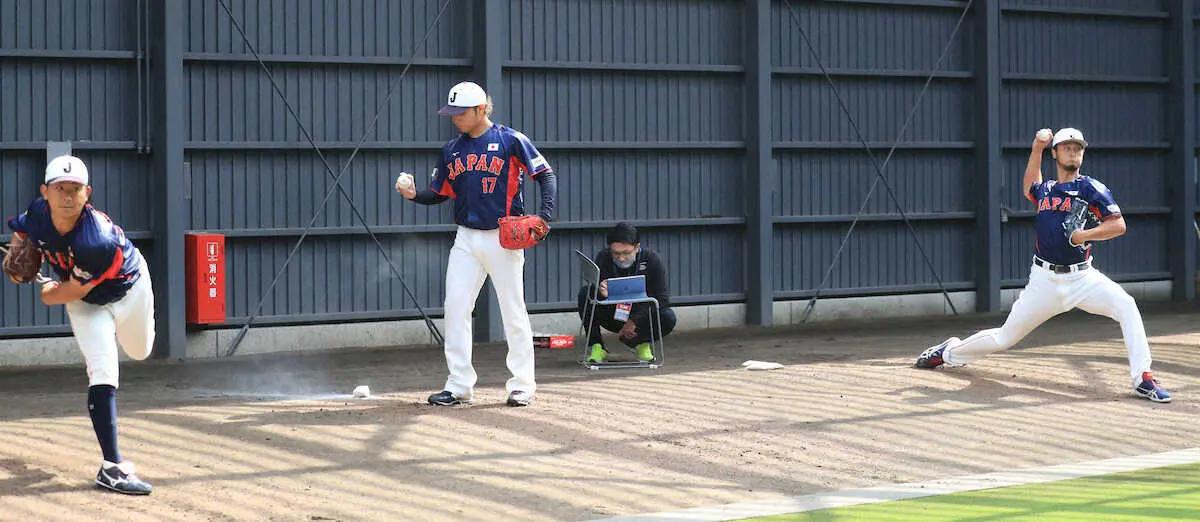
575 249 665 370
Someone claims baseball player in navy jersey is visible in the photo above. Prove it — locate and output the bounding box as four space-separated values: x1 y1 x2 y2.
915 128 1171 403
6 155 155 493
395 81 557 407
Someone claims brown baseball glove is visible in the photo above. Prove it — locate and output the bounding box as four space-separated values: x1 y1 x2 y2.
3 239 44 284
498 215 549 250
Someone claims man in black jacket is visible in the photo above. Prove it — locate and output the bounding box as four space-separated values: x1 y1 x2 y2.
577 222 676 362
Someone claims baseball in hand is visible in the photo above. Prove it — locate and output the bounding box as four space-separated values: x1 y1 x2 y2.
395 172 414 192
1036 128 1052 142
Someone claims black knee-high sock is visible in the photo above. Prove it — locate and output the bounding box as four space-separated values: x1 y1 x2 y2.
87 385 121 464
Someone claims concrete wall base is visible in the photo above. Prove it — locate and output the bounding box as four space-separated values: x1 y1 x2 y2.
0 281 1172 368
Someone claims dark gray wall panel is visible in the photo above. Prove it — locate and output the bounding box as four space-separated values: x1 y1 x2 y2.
522 230 610 307
185 150 453 231
225 234 451 320
183 63 468 143
773 77 973 143
1000 84 1164 143
775 150 974 216
0 152 47 221
524 226 744 306
2 0 1195 342
1001 219 1167 281
507 0 744 65
1002 13 1165 77
0 0 137 51
0 60 138 142
71 151 153 231
772 1 973 71
0 152 65 331
1000 222 1038 282
184 0 470 59
544 151 744 222
644 227 744 300
1004 0 1166 11
1098 217 1169 275
774 222 972 292
0 268 68 331
1000 150 1169 211
504 70 744 142
0 151 151 232
0 149 150 332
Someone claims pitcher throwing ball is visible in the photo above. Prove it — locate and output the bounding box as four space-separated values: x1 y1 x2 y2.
396 81 557 407
915 128 1171 403
5 155 156 493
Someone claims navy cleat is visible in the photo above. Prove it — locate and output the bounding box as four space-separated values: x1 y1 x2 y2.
427 391 471 406
915 338 956 369
1134 377 1171 403
95 461 152 495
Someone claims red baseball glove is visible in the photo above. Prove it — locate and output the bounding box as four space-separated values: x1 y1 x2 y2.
3 239 44 284
498 215 550 250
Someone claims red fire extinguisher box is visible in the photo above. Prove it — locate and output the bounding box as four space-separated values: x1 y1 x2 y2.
184 233 226 324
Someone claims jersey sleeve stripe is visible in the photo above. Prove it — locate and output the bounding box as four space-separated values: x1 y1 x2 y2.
506 157 524 216
91 247 125 284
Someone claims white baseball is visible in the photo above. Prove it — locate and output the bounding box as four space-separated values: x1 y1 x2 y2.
395 172 413 190
1037 129 1052 141
352 385 371 398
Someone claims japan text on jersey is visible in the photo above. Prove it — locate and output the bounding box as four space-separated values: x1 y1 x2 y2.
428 124 550 230
1028 175 1121 266
8 198 142 305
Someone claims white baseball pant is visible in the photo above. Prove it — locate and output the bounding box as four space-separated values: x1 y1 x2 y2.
65 264 156 389
944 261 1152 386
441 226 536 397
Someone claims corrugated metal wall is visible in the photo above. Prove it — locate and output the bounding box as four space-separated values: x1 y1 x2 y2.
0 0 1196 350
181 0 472 325
504 0 748 311
999 0 1174 284
0 0 151 335
772 1 977 298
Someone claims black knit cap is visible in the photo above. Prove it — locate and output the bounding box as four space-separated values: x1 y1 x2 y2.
606 222 640 245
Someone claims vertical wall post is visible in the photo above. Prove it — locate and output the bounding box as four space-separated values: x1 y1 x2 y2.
472 0 506 342
745 0 774 325
1168 0 1197 301
149 0 187 358
974 0 1002 312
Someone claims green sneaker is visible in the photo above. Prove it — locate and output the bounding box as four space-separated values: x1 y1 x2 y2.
635 342 655 362
587 344 607 363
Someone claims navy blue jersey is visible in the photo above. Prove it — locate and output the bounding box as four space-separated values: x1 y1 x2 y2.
8 198 143 305
428 123 550 230
1027 175 1121 265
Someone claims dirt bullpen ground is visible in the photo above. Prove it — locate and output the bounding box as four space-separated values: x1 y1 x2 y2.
1 304 1198 521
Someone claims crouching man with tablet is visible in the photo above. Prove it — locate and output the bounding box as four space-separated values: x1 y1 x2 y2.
577 222 676 363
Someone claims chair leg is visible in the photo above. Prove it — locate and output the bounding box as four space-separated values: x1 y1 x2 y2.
652 302 663 366
581 299 596 363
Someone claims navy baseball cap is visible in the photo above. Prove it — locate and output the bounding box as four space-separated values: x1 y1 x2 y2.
438 81 487 115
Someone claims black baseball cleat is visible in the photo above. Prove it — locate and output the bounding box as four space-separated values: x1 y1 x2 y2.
506 390 534 407
95 461 152 495
427 390 471 406
915 338 957 369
